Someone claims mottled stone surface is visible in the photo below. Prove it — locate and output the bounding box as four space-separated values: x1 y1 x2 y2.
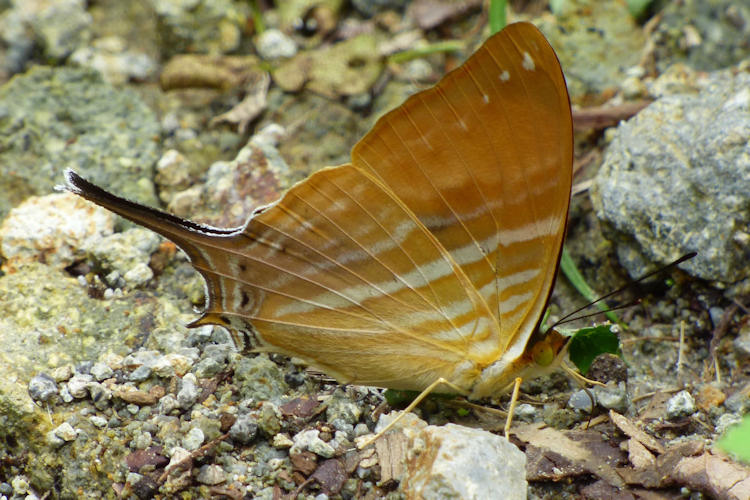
0 66 160 219
591 64 750 289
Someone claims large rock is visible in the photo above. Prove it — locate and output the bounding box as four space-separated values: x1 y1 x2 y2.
402 423 527 500
591 63 750 293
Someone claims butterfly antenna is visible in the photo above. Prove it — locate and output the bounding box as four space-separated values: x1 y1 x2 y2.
551 252 696 329
554 299 642 326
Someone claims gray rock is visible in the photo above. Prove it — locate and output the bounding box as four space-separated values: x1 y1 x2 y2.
89 230 160 285
256 29 297 60
28 373 58 402
725 388 750 414
568 389 595 412
326 391 362 426
182 427 205 451
54 422 78 442
291 429 335 459
0 193 115 270
651 0 750 71
87 382 112 410
67 374 93 399
196 464 225 485
0 66 160 220
514 403 537 422
591 64 750 287
29 0 92 60
90 362 114 381
122 262 154 287
229 414 259 445
592 381 630 412
402 423 526 500
149 0 245 56
233 355 289 402
177 374 199 409
666 390 696 419
69 36 156 85
158 394 180 415
734 323 750 357
89 415 108 428
352 0 408 16
129 364 152 382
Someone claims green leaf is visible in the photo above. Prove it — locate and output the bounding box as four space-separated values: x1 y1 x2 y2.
489 0 507 35
626 0 653 18
567 324 622 375
717 415 750 464
560 247 622 325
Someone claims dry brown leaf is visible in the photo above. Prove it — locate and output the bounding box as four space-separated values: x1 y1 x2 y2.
672 450 750 500
211 72 270 133
160 54 262 91
515 422 625 488
627 437 656 470
610 410 665 454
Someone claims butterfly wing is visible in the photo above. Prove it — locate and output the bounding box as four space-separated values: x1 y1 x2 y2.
65 22 572 394
353 22 573 385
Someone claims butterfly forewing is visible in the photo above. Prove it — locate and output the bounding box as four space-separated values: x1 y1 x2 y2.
65 22 572 396
352 23 572 368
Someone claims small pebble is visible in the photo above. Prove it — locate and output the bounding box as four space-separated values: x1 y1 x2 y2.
28 373 58 402
123 262 154 286
129 364 152 382
291 429 335 458
90 362 114 381
272 433 294 448
592 382 629 412
666 390 696 419
151 357 175 378
89 415 108 428
158 394 180 415
54 422 78 442
134 431 153 450
51 365 74 382
183 427 205 451
568 389 595 412
229 414 259 445
196 464 226 485
67 374 93 398
256 29 297 59
177 374 199 409
514 403 537 422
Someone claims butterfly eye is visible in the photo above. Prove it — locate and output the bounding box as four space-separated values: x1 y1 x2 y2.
529 339 555 367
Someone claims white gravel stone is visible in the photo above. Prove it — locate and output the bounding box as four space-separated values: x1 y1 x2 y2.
0 192 114 269
291 429 335 458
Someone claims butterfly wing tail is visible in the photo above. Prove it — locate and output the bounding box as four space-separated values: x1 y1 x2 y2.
62 170 236 321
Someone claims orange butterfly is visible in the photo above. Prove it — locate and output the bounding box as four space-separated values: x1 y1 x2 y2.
65 22 572 411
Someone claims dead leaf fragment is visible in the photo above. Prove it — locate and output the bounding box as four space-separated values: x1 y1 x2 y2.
310 458 347 495
610 410 665 454
627 438 656 470
515 422 626 488
160 54 263 91
673 450 750 500
407 0 483 30
211 72 270 133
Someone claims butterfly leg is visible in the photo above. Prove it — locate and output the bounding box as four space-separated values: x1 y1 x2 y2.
561 363 606 388
356 377 468 449
504 377 523 439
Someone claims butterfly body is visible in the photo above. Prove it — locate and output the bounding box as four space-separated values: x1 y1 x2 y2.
65 22 573 401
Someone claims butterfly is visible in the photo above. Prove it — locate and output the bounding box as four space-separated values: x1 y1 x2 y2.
65 21 573 404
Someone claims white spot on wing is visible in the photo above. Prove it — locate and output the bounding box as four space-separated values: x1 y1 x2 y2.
482 94 489 104
499 70 510 82
522 52 535 71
